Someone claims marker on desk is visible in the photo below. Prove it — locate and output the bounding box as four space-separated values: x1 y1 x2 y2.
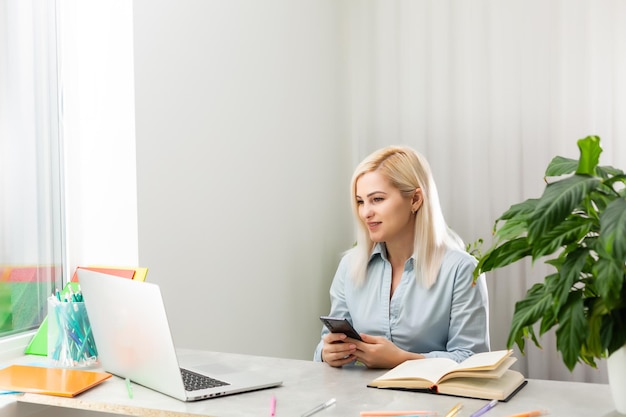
360 411 437 416
504 410 547 417
469 399 497 417
445 402 463 417
270 394 276 416
395 415 438 417
302 398 336 417
125 377 134 399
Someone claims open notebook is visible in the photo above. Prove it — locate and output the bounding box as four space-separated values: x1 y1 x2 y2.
78 269 282 401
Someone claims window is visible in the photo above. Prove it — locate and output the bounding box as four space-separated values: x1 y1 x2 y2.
0 1 63 342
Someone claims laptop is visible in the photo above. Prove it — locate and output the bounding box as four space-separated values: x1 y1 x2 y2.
77 269 282 401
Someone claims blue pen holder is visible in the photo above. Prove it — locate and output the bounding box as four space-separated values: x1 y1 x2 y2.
47 297 98 368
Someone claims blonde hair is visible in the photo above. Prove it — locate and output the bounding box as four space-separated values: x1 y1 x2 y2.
349 146 464 288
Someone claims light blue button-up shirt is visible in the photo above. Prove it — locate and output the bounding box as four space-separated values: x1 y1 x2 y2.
314 243 490 364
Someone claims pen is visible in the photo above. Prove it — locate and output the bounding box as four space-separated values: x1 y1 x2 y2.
302 398 336 417
445 402 463 417
503 410 547 417
125 377 133 399
360 412 437 416
469 399 498 417
270 394 276 416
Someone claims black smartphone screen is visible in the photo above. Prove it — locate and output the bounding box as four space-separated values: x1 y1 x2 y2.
319 316 362 341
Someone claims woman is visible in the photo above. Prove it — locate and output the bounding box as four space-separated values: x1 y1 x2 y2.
314 146 489 369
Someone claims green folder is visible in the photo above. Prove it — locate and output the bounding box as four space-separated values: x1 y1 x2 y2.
24 282 81 356
24 316 48 356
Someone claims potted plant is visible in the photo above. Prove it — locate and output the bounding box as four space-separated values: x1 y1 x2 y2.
471 135 626 411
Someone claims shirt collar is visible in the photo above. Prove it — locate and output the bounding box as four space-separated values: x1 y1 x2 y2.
369 242 415 270
370 242 386 260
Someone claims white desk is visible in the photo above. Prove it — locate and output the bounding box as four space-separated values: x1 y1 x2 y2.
1 349 622 417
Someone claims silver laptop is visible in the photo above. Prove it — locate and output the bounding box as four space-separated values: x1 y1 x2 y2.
77 269 282 401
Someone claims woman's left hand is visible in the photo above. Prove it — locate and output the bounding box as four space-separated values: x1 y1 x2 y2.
353 334 424 368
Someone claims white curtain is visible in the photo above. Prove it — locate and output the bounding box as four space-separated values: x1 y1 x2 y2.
0 0 58 265
0 0 62 340
344 0 626 383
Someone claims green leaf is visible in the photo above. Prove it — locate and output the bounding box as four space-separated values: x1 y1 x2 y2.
475 237 531 274
539 273 560 335
491 199 537 241
527 175 600 243
588 187 615 214
494 198 538 223
596 165 625 180
493 217 528 243
576 136 602 176
606 174 626 193
598 198 626 262
507 283 553 351
554 247 590 311
545 156 578 177
555 292 588 371
539 306 557 336
531 218 594 259
586 299 607 359
593 258 624 309
602 307 626 355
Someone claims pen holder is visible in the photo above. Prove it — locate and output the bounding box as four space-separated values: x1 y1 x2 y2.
47 297 98 368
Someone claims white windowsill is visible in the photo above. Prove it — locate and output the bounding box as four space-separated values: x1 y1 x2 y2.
0 332 35 364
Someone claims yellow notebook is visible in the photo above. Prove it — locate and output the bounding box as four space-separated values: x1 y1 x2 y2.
0 365 112 397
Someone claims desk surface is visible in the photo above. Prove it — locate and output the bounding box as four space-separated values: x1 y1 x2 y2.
3 349 622 417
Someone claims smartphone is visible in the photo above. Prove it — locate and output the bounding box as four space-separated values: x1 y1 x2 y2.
319 316 362 341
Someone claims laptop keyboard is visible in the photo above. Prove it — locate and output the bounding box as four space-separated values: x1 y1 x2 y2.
181 368 230 391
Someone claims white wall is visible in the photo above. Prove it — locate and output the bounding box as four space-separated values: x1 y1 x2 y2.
60 0 139 276
133 0 352 360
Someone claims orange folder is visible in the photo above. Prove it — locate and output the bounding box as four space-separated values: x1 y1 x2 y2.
0 365 112 397
70 266 136 282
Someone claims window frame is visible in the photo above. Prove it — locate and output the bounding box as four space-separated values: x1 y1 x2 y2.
0 0 64 358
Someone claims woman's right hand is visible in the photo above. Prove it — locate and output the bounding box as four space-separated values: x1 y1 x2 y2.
321 332 358 367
